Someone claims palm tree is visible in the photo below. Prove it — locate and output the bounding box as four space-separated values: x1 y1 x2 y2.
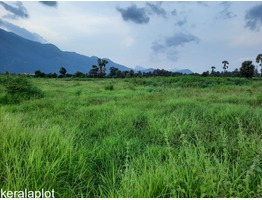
256 54 262 76
211 66 216 74
97 58 108 77
222 60 229 72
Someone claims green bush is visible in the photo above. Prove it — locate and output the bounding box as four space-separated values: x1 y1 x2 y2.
0 75 44 103
256 95 262 106
104 84 114 91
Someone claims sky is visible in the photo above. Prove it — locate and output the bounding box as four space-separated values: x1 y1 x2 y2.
0 1 262 73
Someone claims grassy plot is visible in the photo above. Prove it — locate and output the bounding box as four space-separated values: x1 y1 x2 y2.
0 76 261 197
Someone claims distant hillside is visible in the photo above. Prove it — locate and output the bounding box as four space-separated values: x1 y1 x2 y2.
0 28 131 74
175 69 193 74
134 66 193 74
134 66 155 73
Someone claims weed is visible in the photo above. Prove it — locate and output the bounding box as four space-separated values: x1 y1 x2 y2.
104 84 114 91
0 75 44 104
256 95 262 105
0 76 261 197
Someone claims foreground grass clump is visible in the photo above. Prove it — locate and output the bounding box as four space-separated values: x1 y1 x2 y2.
104 83 114 91
0 75 44 104
0 76 261 197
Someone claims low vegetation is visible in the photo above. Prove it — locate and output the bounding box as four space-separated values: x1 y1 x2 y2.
0 75 44 104
26 53 262 79
0 75 261 197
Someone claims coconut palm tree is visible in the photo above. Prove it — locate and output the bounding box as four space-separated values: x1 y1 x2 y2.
211 66 216 74
97 58 108 77
222 60 229 72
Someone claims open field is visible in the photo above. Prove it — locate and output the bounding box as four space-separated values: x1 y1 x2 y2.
0 76 261 197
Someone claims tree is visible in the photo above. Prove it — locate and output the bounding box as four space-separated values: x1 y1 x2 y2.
73 71 85 78
232 68 240 77
108 67 119 78
46 73 57 78
240 61 255 79
201 71 209 77
116 70 123 78
34 70 46 78
129 69 135 78
222 60 229 72
97 58 108 78
211 66 216 74
256 54 262 76
137 71 142 78
89 65 99 78
59 67 67 77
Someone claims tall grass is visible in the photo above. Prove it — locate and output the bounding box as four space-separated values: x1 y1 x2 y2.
0 76 261 197
0 75 44 104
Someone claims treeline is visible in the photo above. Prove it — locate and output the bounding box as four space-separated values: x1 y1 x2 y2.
32 53 262 79
34 66 187 78
2 54 262 79
1 68 186 78
204 54 262 78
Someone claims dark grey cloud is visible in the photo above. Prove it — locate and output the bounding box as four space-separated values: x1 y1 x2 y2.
165 32 200 48
218 2 236 19
0 1 29 19
176 17 187 26
171 9 177 16
196 2 209 7
151 41 165 53
0 19 46 43
152 32 200 61
146 2 167 18
116 5 150 24
39 1 57 8
245 3 262 31
116 2 168 24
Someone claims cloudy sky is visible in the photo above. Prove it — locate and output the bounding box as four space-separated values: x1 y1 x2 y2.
0 1 262 73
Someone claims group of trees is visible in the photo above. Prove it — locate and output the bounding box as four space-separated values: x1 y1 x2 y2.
204 54 262 78
89 59 109 78
34 67 67 78
34 59 187 79
31 53 262 79
34 67 185 79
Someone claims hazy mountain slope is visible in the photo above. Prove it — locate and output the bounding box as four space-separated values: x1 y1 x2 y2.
0 28 130 74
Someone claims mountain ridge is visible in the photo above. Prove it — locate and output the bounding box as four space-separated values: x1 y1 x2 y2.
0 28 131 74
0 28 193 74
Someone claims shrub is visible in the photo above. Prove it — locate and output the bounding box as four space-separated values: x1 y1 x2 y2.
0 75 44 104
104 84 114 91
256 95 262 106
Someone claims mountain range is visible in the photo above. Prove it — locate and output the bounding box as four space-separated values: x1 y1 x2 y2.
134 66 193 74
0 28 130 74
0 28 193 74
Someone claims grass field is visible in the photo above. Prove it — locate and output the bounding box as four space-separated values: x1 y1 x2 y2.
0 76 261 197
